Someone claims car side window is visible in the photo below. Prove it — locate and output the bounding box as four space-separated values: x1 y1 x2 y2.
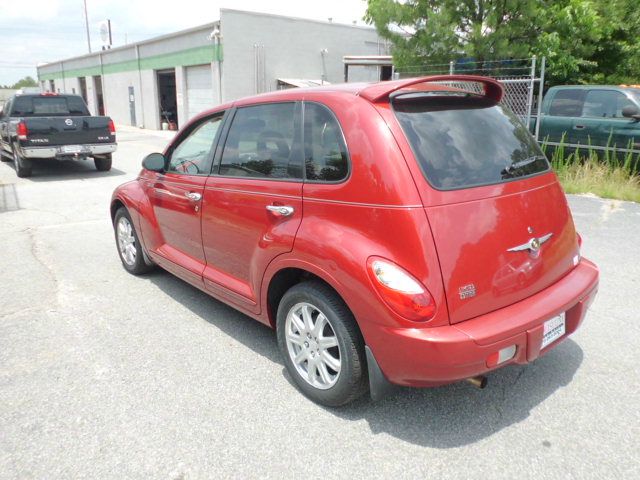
548 89 586 117
303 103 349 182
166 115 223 175
582 90 636 118
218 103 302 179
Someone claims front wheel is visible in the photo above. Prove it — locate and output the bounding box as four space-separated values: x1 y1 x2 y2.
95 154 112 171
277 281 368 407
13 144 32 177
113 208 153 275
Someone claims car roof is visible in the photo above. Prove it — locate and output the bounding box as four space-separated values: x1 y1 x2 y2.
234 75 504 106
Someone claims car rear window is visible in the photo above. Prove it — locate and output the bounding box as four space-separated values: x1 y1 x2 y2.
393 93 549 190
11 96 90 117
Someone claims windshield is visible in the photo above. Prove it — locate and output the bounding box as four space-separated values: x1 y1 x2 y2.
393 94 549 190
11 96 90 117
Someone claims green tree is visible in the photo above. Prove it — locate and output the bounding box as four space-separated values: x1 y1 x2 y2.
10 76 38 89
365 0 640 85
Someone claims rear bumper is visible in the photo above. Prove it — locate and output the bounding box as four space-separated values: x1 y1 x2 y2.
367 258 599 387
20 143 117 159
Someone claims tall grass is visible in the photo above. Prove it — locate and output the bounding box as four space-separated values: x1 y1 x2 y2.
543 135 640 203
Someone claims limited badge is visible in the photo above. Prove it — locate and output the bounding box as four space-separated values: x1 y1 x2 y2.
459 284 476 299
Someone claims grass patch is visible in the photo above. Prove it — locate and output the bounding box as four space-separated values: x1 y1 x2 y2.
544 139 640 203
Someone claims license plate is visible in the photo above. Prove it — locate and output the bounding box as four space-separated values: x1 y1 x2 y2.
62 145 82 154
541 312 566 349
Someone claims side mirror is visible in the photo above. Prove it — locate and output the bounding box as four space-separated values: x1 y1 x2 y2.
142 152 166 172
621 105 640 121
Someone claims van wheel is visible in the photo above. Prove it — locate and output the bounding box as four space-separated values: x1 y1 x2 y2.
277 281 368 407
95 154 112 171
113 207 153 275
13 144 32 178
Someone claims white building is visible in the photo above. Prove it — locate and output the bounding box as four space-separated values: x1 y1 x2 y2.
37 9 390 130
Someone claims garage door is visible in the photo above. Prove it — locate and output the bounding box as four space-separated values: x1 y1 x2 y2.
186 64 214 120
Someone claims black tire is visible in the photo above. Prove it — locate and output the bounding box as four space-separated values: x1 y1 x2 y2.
13 144 32 178
277 281 368 407
0 150 11 162
95 154 112 171
113 207 154 275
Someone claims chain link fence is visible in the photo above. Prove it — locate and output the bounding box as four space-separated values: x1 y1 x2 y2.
394 57 545 139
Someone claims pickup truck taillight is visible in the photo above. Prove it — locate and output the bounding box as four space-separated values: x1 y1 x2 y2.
108 119 116 135
16 121 28 140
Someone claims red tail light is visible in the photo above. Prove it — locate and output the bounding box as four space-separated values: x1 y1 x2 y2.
576 232 582 248
367 257 436 322
108 119 116 135
16 121 28 140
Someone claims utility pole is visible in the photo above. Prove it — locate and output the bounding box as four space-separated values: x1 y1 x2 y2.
83 0 92 53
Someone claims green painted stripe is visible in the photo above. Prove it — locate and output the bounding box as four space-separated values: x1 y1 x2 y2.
39 44 222 81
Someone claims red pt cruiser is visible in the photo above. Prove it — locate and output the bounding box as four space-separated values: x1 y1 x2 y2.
111 76 599 406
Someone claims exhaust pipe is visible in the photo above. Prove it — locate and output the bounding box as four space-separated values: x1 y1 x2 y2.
466 375 488 389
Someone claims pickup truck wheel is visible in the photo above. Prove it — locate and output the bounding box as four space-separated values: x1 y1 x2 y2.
13 144 32 178
95 154 112 172
277 281 368 407
113 208 153 275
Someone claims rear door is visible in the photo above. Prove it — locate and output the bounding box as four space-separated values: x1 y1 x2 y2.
391 92 580 324
540 88 586 145
143 113 225 282
201 102 303 313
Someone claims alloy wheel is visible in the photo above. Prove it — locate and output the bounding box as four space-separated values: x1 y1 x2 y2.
285 302 341 389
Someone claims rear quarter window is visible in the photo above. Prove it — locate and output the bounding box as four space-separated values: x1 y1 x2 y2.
393 94 549 190
303 102 349 182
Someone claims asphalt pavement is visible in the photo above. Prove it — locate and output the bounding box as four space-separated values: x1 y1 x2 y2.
1 126 638 479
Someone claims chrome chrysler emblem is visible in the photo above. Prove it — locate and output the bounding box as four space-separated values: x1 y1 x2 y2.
65 118 73 126
507 233 553 258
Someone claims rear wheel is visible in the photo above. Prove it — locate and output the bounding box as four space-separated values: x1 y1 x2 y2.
277 281 368 407
113 207 153 275
95 154 112 171
13 144 32 178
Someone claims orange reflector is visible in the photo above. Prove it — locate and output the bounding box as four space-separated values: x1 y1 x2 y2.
486 345 517 368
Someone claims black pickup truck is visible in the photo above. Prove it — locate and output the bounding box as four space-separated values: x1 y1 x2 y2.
0 93 117 177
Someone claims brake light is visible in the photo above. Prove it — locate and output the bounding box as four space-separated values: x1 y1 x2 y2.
576 232 582 248
367 257 436 322
108 119 116 135
16 121 28 140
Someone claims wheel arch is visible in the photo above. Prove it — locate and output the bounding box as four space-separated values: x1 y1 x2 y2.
263 260 356 331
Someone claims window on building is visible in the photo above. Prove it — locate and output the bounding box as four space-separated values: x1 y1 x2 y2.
167 114 223 175
582 90 636 118
303 103 349 182
219 103 302 179
548 89 586 117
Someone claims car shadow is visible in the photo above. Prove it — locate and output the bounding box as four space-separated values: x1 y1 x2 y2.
146 268 583 449
0 157 126 181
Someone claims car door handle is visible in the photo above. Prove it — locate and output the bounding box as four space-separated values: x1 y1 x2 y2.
266 205 294 216
574 124 585 130
185 192 202 201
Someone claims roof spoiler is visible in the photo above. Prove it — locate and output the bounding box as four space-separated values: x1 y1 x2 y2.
358 75 504 103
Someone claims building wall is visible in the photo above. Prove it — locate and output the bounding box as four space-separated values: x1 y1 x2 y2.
221 10 387 101
37 10 389 129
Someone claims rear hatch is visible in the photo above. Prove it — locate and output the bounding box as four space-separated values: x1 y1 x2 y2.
13 94 113 146
392 91 580 324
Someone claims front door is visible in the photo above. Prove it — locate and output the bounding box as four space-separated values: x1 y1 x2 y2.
201 102 303 313
574 89 640 152
143 113 224 283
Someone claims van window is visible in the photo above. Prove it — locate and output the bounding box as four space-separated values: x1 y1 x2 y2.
166 114 223 175
303 103 349 182
393 93 549 190
582 90 636 118
219 103 302 179
548 89 585 117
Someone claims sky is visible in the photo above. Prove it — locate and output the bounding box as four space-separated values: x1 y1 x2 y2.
0 0 370 86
